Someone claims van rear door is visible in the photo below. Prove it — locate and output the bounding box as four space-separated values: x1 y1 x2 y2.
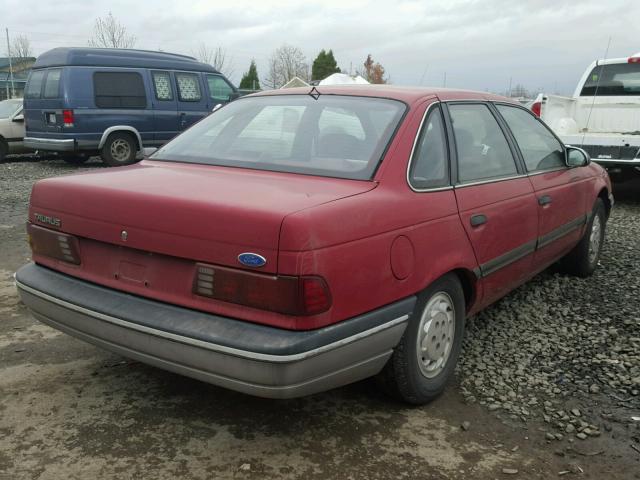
174 71 209 131
149 70 179 143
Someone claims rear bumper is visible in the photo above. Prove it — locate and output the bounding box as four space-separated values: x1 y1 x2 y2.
24 137 75 152
15 264 414 399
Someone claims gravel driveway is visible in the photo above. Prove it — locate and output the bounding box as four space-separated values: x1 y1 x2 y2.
1 157 639 479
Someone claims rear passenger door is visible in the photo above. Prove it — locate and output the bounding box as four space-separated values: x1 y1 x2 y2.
174 72 209 131
495 104 589 268
150 70 179 143
447 102 539 305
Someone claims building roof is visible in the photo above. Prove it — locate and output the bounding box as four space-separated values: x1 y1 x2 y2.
280 76 310 89
33 47 219 73
254 84 513 104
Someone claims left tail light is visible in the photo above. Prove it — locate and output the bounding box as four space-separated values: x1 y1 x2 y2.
62 109 74 127
27 223 81 265
193 263 331 316
531 101 542 117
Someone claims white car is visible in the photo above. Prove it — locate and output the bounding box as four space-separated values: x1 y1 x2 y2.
0 98 26 161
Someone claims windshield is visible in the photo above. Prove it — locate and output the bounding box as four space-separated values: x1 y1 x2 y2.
0 99 22 118
152 94 406 180
581 63 640 96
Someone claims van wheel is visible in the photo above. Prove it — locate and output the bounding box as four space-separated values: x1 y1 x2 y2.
559 198 606 277
376 274 465 405
101 133 137 167
0 139 7 161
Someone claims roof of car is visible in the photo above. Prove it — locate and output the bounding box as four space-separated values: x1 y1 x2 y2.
252 85 514 104
32 47 219 73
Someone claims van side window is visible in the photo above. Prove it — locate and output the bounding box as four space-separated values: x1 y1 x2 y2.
206 74 234 103
25 70 45 99
176 73 202 102
449 104 518 183
152 71 173 101
409 105 449 189
94 72 147 109
43 69 62 99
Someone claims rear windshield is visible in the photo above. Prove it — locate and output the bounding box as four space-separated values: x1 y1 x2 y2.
581 63 640 96
152 94 406 180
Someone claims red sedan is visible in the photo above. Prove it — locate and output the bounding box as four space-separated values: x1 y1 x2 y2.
16 86 612 403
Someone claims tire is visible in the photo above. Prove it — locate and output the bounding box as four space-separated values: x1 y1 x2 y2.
61 153 90 165
101 132 137 167
0 139 7 162
559 198 606 278
377 273 466 405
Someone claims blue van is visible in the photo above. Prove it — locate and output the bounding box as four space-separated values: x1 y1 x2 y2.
23 47 238 166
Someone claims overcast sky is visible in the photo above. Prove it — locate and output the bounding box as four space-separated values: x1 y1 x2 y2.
3 0 638 95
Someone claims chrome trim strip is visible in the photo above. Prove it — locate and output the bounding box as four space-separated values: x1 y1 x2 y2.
527 167 568 177
23 137 74 145
480 240 537 277
15 278 409 364
455 174 528 189
406 101 454 193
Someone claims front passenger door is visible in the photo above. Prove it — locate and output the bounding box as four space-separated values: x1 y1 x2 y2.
448 103 539 307
495 104 589 270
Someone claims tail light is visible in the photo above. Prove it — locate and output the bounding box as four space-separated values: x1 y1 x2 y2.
193 263 331 316
62 109 74 127
27 223 81 265
531 101 542 117
628 57 640 64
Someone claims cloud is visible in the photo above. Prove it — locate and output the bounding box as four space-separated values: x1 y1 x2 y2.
3 0 638 94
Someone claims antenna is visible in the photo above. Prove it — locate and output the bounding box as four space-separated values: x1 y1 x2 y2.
419 65 428 86
581 36 612 148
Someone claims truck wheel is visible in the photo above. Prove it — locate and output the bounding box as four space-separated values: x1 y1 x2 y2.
0 139 7 161
377 274 465 405
559 198 606 277
101 133 137 167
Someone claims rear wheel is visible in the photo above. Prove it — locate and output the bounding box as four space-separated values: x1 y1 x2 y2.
101 133 137 167
0 139 7 161
377 274 465 404
559 198 606 277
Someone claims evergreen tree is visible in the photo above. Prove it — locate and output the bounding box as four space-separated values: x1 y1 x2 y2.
311 49 340 81
239 60 261 90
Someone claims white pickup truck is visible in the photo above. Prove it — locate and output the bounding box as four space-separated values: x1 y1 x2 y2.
532 52 640 181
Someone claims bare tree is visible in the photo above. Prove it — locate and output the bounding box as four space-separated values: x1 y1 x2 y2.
11 35 33 64
263 44 308 89
88 12 136 49
193 43 234 77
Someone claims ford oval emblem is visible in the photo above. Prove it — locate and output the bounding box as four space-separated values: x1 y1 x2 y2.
238 253 267 268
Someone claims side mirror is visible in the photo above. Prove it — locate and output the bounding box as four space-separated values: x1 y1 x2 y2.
13 114 24 122
212 103 223 112
566 146 590 167
142 147 158 157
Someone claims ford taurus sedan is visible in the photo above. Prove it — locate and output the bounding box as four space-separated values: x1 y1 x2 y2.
16 86 613 404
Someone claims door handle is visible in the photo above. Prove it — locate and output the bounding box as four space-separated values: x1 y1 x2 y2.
470 214 487 227
538 195 552 206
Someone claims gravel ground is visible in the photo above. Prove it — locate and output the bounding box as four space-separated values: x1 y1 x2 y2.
1 156 639 479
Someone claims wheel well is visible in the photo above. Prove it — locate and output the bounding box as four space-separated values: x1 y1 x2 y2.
451 268 477 313
598 188 611 219
105 130 140 150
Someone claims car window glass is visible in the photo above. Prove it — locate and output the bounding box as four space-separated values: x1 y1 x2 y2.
0 100 22 118
152 71 173 101
409 106 449 189
206 75 234 103
153 95 406 180
449 104 517 183
176 73 202 102
43 69 62 99
580 63 640 96
94 72 147 109
25 70 45 99
497 105 565 171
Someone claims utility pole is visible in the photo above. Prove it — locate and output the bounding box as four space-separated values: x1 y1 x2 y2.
5 28 15 98
443 71 447 88
508 76 513 97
